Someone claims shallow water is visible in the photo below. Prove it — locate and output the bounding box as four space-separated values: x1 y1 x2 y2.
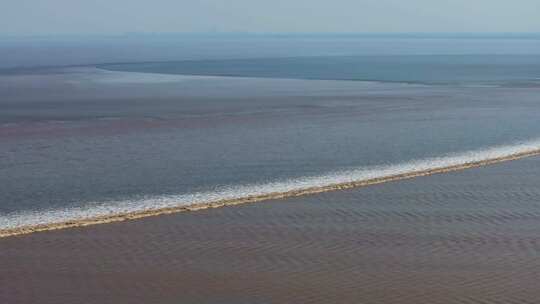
2 156 540 304
1 34 540 228
1 63 540 228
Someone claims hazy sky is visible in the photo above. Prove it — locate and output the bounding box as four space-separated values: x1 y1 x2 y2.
2 0 540 35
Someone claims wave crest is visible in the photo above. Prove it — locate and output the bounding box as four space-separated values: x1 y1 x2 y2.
2 139 540 237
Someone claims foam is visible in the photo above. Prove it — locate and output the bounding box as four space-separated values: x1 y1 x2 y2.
2 139 540 238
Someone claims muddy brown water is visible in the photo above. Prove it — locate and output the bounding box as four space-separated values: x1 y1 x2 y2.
2 157 540 304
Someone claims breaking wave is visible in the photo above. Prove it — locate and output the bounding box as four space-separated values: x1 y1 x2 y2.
2 138 540 237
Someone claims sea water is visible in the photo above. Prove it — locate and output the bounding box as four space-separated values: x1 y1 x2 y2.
1 35 540 229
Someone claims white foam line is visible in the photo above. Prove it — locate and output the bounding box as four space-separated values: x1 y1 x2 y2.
2 138 540 233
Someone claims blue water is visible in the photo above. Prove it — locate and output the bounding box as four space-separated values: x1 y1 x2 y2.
2 34 540 69
101 55 540 85
1 35 540 228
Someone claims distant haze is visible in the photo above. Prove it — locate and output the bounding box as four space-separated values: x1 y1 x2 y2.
1 0 540 36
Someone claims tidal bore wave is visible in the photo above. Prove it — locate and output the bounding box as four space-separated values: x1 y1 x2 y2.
2 139 540 238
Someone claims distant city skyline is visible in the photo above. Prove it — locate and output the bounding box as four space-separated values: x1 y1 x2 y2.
1 0 540 36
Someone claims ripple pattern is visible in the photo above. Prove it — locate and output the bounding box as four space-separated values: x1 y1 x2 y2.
2 157 540 303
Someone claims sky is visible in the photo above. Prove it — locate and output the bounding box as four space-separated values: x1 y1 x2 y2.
1 0 540 36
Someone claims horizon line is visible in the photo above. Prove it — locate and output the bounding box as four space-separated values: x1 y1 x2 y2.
1 31 540 40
